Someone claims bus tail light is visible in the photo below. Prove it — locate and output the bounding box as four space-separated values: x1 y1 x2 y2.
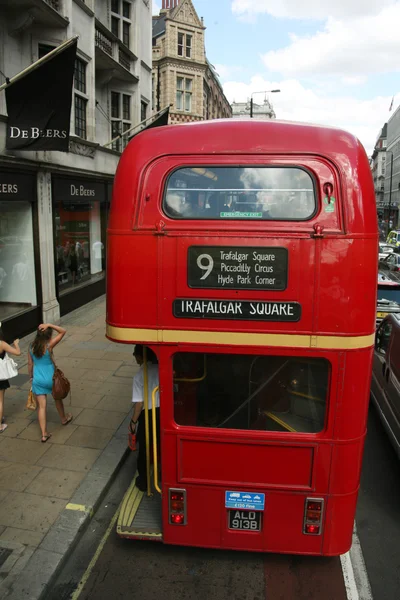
303 498 324 535
169 488 187 525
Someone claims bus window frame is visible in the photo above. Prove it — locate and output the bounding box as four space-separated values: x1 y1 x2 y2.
136 154 344 235
162 164 319 223
168 346 334 438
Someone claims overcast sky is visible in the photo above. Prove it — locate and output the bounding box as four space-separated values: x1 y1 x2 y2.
153 0 400 156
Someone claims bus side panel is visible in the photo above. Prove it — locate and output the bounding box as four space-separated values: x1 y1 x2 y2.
329 440 365 495
318 238 377 336
321 492 357 555
107 235 159 329
332 348 373 441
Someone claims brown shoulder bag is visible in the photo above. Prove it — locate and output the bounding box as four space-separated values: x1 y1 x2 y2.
49 349 70 401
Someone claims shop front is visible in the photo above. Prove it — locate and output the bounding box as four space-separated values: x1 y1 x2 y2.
0 169 41 337
52 176 110 316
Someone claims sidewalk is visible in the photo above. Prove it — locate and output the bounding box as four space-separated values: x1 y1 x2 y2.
0 296 138 599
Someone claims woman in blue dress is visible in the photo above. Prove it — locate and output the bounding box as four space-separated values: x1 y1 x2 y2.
28 323 72 442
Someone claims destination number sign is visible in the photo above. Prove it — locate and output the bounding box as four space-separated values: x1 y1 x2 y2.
173 299 301 322
188 246 288 291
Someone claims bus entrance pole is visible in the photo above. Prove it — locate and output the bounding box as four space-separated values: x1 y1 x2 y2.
143 347 152 496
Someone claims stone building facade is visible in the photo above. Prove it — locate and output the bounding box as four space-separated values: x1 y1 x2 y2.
0 0 152 337
371 123 387 212
152 0 231 124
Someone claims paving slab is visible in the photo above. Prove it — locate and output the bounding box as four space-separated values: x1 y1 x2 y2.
68 391 103 409
73 407 126 430
82 369 112 382
0 492 66 533
79 358 123 371
25 468 86 500
71 349 108 359
1 418 31 437
0 438 50 465
65 425 114 450
0 462 42 493
37 445 101 473
18 420 78 445
96 394 133 413
0 528 45 548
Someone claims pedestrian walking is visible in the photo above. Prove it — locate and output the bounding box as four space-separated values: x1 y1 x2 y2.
28 323 72 442
0 322 21 433
131 345 160 492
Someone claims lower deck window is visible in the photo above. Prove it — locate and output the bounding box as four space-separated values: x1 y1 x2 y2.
173 353 329 433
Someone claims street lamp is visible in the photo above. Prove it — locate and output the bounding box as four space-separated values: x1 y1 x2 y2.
250 89 280 118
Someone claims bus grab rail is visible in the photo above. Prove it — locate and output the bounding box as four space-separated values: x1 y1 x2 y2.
174 355 207 383
152 386 161 493
143 348 152 497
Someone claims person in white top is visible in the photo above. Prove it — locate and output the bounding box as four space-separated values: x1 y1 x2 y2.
131 345 160 491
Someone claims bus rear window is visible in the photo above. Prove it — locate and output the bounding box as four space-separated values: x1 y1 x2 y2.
173 353 329 433
164 167 316 220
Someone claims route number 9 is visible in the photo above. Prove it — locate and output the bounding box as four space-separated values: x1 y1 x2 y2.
197 253 214 280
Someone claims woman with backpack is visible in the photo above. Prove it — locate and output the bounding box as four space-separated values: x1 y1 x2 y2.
28 323 72 442
0 322 21 433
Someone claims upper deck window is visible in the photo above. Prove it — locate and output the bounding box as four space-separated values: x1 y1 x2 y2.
164 166 316 220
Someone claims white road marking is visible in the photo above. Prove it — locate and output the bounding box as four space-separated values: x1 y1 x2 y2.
341 524 373 600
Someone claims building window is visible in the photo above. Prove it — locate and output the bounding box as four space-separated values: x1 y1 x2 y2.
177 32 192 58
0 197 38 320
74 58 86 93
123 21 130 47
111 91 131 152
74 58 88 139
111 0 131 48
111 16 119 37
53 178 108 295
141 101 147 122
176 76 192 112
74 96 87 139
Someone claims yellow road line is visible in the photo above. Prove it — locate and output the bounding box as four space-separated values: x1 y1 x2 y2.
71 502 121 600
106 324 374 351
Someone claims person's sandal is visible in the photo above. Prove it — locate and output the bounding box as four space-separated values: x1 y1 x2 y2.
0 423 8 433
62 414 73 426
41 433 52 443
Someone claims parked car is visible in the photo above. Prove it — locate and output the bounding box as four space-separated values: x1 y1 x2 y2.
376 298 400 327
379 253 400 274
371 314 400 458
378 243 395 261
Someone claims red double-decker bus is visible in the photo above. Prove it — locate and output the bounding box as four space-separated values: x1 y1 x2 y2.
106 120 377 555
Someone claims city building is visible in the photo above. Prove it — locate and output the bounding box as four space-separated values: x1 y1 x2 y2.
371 123 387 215
231 99 276 120
385 107 400 231
152 0 232 123
0 0 152 336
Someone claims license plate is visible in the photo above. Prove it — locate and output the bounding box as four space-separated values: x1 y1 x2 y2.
228 509 261 531
377 312 388 318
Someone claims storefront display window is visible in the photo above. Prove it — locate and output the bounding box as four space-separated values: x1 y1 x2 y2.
53 178 107 294
0 199 38 320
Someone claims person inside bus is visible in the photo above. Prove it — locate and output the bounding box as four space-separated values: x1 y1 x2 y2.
130 344 160 492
